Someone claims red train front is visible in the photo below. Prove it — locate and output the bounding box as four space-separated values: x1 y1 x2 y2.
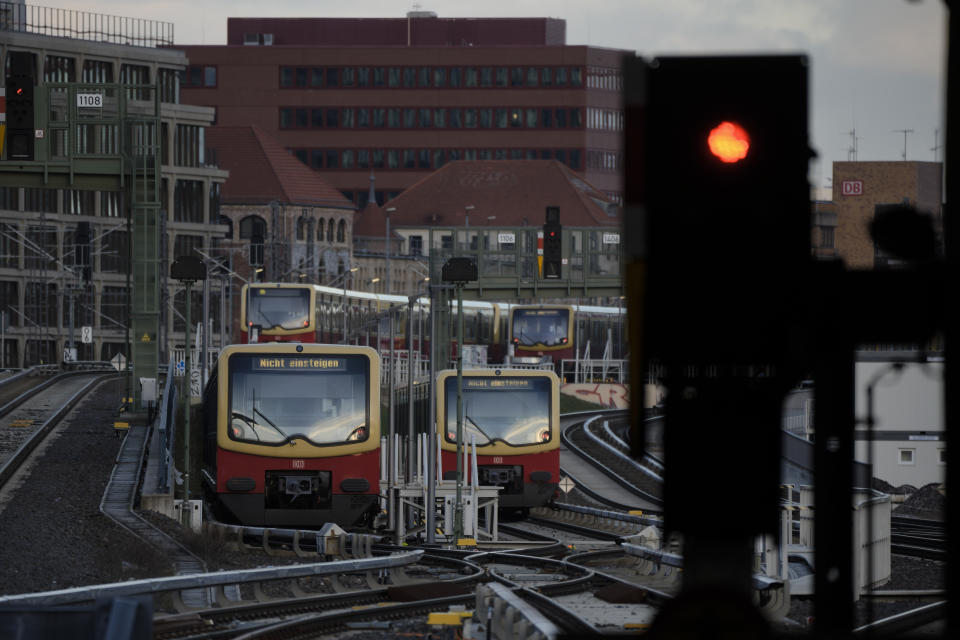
509 305 575 364
202 343 381 527
436 369 560 511
240 283 319 343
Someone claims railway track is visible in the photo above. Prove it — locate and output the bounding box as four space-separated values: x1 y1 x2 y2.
891 515 946 560
0 368 117 491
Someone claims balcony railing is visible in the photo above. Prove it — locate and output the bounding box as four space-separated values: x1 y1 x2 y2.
0 1 173 48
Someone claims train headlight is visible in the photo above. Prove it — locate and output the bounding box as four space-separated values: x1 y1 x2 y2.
347 425 367 441
538 429 551 443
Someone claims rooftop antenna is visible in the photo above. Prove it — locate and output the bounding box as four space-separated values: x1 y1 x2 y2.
931 128 942 162
846 128 860 161
893 129 914 160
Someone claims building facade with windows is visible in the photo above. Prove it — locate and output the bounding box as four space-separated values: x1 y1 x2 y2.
179 13 628 208
0 6 228 367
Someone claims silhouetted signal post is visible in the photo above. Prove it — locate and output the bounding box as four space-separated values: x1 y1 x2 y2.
542 206 562 279
4 52 35 161
626 55 812 636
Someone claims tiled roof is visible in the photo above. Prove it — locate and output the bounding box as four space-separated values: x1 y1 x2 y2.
357 160 619 236
205 126 354 209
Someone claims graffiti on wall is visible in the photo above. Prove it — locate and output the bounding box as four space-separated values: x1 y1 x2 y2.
561 383 630 409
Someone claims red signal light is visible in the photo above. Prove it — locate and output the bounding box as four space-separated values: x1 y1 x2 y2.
16 87 24 96
708 121 750 163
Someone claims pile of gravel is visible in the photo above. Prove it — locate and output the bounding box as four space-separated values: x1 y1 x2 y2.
894 482 946 519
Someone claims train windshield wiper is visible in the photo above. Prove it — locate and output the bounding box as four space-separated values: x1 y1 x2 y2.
515 330 537 346
254 303 283 330
461 415 492 445
254 406 288 439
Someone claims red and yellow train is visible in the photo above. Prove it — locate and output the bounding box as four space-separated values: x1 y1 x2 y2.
202 343 381 528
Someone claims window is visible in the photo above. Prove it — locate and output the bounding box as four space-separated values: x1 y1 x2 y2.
326 68 339 86
358 108 370 128
541 67 552 86
570 108 583 128
317 219 325 240
82 59 113 83
341 109 355 128
311 68 324 87
403 150 415 169
898 448 916 465
511 67 524 87
280 108 293 129
556 109 567 128
295 108 308 128
418 150 430 169
326 109 338 128
337 220 346 243
556 67 568 86
450 67 463 87
327 219 335 242
326 150 339 168
373 150 384 168
120 64 150 100
432 149 445 169
940 448 947 465
44 55 76 83
67 190 95 215
158 68 178 103
280 67 294 87
526 108 538 128
358 150 369 169
296 217 307 241
571 67 583 87
403 67 416 88
240 216 266 266
311 109 324 128
821 226 835 249
509 108 522 128
404 109 416 128
465 67 478 87
433 109 446 128
479 108 492 128
373 108 386 128
342 67 355 86
419 108 431 128
449 109 462 128
100 229 129 273
464 109 477 128
480 67 493 87
418 67 431 87
388 150 400 169
374 67 386 87
0 224 19 268
495 67 508 87
388 68 401 87
341 150 354 169
357 67 370 87
174 124 205 167
388 109 402 128
409 235 423 256
0 282 18 324
433 67 446 87
541 108 552 128
174 180 205 223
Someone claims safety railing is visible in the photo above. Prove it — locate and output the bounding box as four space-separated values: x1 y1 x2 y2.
157 359 177 493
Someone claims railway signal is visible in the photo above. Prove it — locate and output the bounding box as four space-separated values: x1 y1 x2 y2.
4 52 36 161
542 206 562 279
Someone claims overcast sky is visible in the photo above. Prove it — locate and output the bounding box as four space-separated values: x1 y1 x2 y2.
79 0 946 196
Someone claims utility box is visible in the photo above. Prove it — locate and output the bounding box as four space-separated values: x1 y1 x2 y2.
139 377 157 405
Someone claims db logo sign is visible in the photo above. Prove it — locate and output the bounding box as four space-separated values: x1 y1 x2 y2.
841 180 863 196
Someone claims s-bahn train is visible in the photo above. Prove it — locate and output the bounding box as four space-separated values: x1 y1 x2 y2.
240 283 625 375
240 283 503 359
436 368 560 510
202 343 381 527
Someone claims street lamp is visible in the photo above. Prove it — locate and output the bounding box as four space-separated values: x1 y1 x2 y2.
384 206 396 295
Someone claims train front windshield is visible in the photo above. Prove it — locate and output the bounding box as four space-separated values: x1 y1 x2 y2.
228 354 369 446
511 308 569 347
444 376 551 446
247 288 311 331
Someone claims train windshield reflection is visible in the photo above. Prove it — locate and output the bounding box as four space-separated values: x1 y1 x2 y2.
228 354 369 445
511 308 570 347
444 376 551 446
247 287 311 330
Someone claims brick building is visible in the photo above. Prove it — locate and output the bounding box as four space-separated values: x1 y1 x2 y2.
822 161 943 269
178 12 628 208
